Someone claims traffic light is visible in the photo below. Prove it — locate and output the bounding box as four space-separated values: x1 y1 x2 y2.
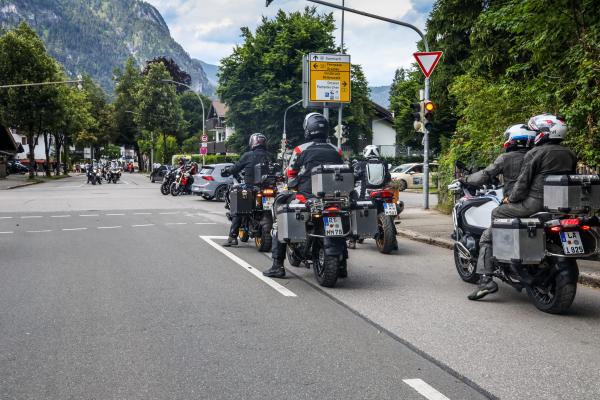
411 102 424 133
423 100 435 131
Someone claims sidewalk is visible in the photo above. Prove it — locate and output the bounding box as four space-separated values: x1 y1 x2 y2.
0 173 70 190
396 207 600 287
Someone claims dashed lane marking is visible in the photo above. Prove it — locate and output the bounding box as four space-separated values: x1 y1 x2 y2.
62 228 87 231
166 222 187 225
105 213 125 216
195 222 217 225
159 212 179 215
21 216 42 219
97 226 122 230
0 217 13 219
403 379 451 400
133 212 152 215
200 235 297 298
0 231 14 234
132 224 155 227
51 215 71 218
26 230 52 233
79 214 99 217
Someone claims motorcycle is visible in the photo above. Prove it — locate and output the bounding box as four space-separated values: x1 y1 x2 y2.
350 187 399 254
106 167 121 184
161 167 178 195
170 169 193 196
448 178 599 314
284 164 353 288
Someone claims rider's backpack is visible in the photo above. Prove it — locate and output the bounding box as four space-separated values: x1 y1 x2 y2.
364 160 386 187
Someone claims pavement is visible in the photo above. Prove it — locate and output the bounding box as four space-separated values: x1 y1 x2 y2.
396 192 600 287
0 174 41 190
1 177 600 399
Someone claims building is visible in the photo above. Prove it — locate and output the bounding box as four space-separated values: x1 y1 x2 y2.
11 130 50 165
205 100 235 154
0 125 21 178
370 102 396 158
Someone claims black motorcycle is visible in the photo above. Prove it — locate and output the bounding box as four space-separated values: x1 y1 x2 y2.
161 167 179 195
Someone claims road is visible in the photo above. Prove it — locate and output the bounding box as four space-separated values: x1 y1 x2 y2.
1 174 599 399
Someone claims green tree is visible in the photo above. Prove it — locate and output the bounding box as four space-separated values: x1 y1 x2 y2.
0 22 61 178
113 58 143 149
135 62 183 165
337 64 373 153
154 134 179 165
179 91 211 140
388 68 422 149
100 143 122 160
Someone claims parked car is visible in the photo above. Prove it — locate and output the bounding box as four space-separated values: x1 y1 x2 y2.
390 162 438 191
150 165 170 183
8 160 29 174
191 163 234 201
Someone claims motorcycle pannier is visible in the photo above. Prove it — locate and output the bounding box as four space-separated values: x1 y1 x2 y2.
351 201 378 237
230 185 255 215
492 218 545 264
544 175 600 214
311 164 354 198
276 204 309 243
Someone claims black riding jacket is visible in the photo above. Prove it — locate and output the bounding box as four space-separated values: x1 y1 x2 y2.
229 145 270 184
465 149 527 198
287 139 343 193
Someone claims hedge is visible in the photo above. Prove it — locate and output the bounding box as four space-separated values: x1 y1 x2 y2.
171 154 240 166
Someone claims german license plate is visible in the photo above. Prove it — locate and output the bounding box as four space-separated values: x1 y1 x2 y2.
384 203 397 216
324 217 344 236
560 231 585 255
262 197 274 210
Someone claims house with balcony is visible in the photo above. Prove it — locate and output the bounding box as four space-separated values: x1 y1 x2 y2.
205 100 235 154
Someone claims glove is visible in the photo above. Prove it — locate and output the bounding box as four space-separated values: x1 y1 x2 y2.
221 167 231 177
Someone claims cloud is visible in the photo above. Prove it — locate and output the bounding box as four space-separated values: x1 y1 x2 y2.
145 0 433 86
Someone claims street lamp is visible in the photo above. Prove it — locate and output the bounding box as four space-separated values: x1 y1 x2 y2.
161 79 206 137
124 110 153 172
0 75 83 90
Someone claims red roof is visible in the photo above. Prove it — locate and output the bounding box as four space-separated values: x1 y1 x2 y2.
211 101 229 118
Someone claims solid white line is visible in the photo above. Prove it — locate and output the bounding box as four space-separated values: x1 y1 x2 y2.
106 213 125 216
27 230 52 233
21 216 42 219
200 235 297 297
97 226 121 229
166 222 187 225
403 379 451 400
79 214 99 217
62 228 87 231
0 231 14 234
132 224 155 227
195 222 217 225
134 212 152 215
51 215 71 218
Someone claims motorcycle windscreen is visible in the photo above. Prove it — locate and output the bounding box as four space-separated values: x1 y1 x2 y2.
464 200 498 229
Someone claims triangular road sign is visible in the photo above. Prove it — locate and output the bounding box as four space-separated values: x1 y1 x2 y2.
413 51 443 78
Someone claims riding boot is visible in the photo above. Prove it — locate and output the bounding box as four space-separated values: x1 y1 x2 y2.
222 236 238 247
468 275 499 300
263 258 285 278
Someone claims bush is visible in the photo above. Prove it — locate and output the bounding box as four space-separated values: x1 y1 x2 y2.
171 154 240 166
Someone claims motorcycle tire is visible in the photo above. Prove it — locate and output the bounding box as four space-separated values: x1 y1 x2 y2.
313 243 339 288
255 226 272 252
526 260 578 314
453 243 479 283
286 245 303 267
160 183 170 195
376 212 397 254
239 228 249 243
91 179 96 185
170 182 180 197
215 185 227 202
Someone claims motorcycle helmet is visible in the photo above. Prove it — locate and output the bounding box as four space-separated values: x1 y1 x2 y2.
362 145 380 159
503 124 536 151
249 132 267 149
527 114 568 145
303 112 329 140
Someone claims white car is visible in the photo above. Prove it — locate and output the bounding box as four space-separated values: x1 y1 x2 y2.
390 162 438 191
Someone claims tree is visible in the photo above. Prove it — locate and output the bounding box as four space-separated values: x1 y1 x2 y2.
135 62 183 165
218 8 338 152
143 57 191 94
338 65 374 153
0 22 61 178
389 68 424 149
113 58 143 147
100 143 122 160
179 91 211 141
154 134 180 165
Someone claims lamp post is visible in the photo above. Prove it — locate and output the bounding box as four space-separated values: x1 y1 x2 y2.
266 0 432 209
0 76 83 90
161 79 206 137
124 110 153 172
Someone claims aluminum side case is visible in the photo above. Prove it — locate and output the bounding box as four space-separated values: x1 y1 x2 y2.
492 218 545 264
276 203 309 243
310 164 354 198
544 175 600 214
351 200 378 237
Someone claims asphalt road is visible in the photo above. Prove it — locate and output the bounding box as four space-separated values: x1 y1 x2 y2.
1 174 599 399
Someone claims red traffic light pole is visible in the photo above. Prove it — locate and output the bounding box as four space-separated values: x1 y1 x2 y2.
266 0 432 208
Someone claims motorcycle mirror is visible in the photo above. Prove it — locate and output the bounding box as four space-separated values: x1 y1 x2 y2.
455 160 466 170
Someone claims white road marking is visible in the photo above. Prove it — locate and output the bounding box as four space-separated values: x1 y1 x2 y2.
166 222 187 225
134 212 152 215
200 235 297 298
26 230 52 233
195 222 217 225
106 213 125 216
79 214 99 217
21 216 42 219
132 224 154 227
51 215 71 218
403 379 451 400
98 226 121 229
62 228 87 231
0 217 13 219
0 231 14 234
159 212 179 215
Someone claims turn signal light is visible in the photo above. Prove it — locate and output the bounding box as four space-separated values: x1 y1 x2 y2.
262 188 275 196
581 225 591 231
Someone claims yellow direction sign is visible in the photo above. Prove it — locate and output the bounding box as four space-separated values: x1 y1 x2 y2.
308 53 351 103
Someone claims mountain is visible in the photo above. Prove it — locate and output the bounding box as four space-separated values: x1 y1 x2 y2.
369 85 391 109
0 0 212 95
197 60 219 87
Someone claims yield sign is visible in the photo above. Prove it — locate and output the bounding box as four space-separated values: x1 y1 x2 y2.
413 51 443 78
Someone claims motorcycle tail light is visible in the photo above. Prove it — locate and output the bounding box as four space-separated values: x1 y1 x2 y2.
581 225 591 231
370 190 393 199
560 218 581 228
262 188 274 196
202 175 214 181
549 226 562 233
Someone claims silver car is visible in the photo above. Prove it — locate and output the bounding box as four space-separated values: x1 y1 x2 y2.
191 163 234 201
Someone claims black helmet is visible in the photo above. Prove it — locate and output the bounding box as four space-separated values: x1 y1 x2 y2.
303 112 328 140
249 132 267 149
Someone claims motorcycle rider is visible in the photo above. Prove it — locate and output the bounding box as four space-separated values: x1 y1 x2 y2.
222 133 271 247
468 114 578 300
263 112 344 278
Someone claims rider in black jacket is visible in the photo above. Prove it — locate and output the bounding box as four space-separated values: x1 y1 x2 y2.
263 113 343 278
222 133 270 247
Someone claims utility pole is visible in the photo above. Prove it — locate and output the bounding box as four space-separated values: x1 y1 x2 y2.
337 0 345 150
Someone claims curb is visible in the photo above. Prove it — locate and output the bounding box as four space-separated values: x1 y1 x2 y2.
396 227 600 288
3 180 43 190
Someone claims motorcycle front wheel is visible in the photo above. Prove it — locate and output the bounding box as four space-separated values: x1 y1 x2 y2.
160 182 170 195
312 240 339 288
376 212 397 254
526 259 578 314
170 182 180 196
453 243 479 283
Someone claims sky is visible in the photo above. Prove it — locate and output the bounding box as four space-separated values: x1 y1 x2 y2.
145 0 435 87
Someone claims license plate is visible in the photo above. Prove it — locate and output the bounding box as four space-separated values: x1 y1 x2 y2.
262 197 274 210
384 203 397 216
413 177 422 185
560 231 585 255
324 217 344 236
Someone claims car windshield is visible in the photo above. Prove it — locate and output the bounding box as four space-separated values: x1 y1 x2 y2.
392 164 413 173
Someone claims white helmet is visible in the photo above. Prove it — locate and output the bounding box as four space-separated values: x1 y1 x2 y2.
527 114 568 145
503 124 536 150
363 145 380 159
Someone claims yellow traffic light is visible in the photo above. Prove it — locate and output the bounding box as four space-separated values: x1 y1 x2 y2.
424 101 435 112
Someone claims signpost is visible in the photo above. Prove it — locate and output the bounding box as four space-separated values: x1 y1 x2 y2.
200 134 209 163
413 52 443 78
303 53 351 109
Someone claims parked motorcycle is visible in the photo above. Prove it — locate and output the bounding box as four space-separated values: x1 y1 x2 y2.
170 169 193 196
161 167 178 195
283 164 354 288
448 178 599 313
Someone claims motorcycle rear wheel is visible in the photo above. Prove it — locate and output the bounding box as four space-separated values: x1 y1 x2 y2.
313 244 339 288
286 245 302 267
453 243 479 283
255 226 272 252
526 260 578 314
239 228 249 242
376 213 397 254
